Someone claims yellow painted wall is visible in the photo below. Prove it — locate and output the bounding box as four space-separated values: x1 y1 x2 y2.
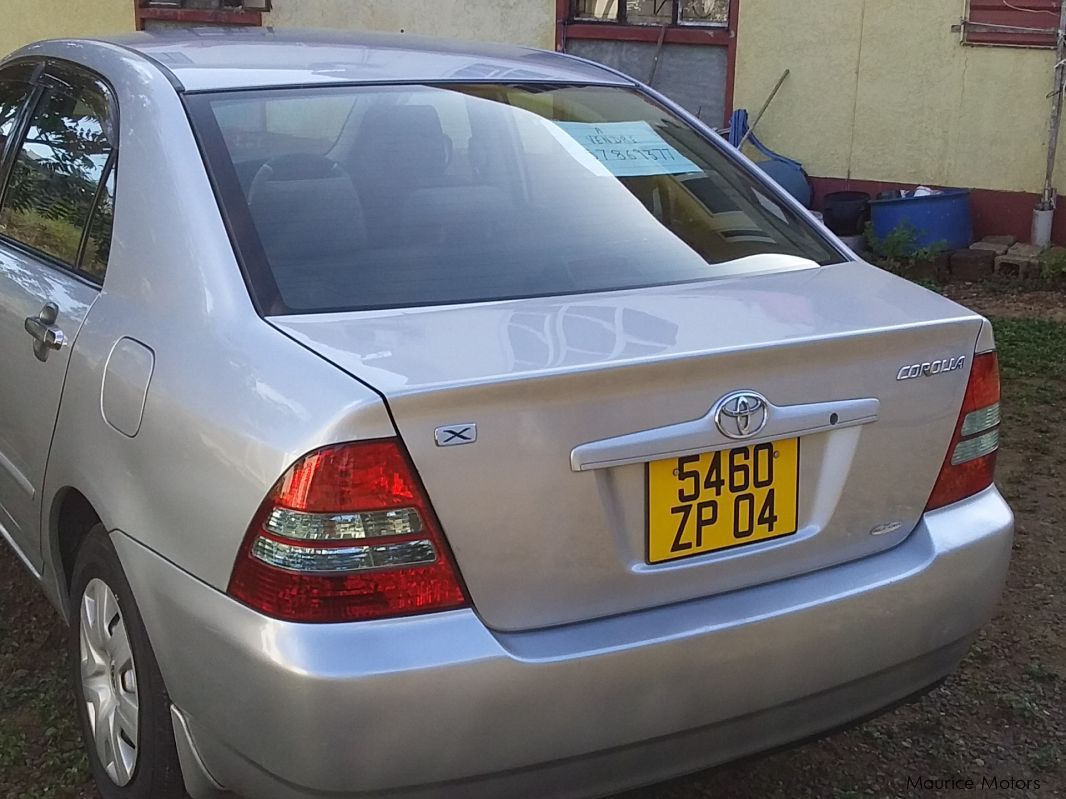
1 0 133 58
266 1 556 51
734 0 1063 194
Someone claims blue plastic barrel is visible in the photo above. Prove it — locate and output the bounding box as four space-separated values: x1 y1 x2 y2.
756 159 812 208
869 189 973 252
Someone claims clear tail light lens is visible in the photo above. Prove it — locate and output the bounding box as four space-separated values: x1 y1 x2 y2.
228 439 468 622
926 351 1001 511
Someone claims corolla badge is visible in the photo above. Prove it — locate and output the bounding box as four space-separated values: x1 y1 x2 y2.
896 356 966 381
714 391 769 440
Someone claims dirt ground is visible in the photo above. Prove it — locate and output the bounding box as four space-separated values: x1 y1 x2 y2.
1 284 1063 799
944 285 1066 325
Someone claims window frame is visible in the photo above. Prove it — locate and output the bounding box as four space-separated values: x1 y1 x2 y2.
0 60 44 211
0 58 120 286
134 0 264 30
570 0 729 29
556 0 739 127
963 0 1061 48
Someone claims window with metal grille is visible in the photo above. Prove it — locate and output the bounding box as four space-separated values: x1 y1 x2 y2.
963 0 1061 47
572 0 728 27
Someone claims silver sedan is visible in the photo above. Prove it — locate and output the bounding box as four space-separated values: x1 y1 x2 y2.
0 28 1012 799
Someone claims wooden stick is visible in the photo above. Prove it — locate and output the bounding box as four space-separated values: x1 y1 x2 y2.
647 24 668 86
738 69 790 150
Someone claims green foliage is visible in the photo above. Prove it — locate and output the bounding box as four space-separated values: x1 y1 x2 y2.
864 221 947 286
912 240 948 261
0 85 113 267
0 211 85 262
1037 246 1066 281
864 220 948 262
865 220 918 264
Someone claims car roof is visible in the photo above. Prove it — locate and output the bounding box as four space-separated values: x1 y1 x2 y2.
96 27 632 92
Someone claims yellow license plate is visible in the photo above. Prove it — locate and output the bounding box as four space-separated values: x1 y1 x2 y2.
646 439 799 564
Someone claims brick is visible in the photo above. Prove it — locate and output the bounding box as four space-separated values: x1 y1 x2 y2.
950 248 995 282
983 235 1017 248
911 253 949 282
1007 242 1043 258
970 241 1010 256
994 242 1043 278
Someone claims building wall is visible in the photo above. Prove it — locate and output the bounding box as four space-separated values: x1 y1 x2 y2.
265 0 557 50
1 0 133 57
733 0 1063 196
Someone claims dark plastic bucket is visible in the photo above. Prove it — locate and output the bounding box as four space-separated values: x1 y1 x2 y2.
869 189 973 252
822 191 870 236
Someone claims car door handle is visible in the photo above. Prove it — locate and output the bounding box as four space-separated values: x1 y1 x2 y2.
24 303 66 362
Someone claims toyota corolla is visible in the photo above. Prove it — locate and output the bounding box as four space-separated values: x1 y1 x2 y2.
0 28 1012 799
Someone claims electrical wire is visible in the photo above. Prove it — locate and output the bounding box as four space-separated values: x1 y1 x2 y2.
1000 0 1058 15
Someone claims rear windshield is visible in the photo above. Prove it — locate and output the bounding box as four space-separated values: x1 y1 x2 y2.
188 84 839 314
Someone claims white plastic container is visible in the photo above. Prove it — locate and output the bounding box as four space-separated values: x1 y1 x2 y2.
1032 205 1054 249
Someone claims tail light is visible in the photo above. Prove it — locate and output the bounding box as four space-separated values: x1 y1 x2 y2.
926 351 1000 511
228 439 468 622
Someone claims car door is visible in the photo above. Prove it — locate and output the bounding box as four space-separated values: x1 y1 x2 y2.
0 61 117 571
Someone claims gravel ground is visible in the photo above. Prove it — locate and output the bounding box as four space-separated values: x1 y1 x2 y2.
1 284 1063 799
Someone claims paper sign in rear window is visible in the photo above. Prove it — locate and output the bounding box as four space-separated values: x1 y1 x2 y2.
554 121 701 178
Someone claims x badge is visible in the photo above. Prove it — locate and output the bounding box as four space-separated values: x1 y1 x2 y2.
434 424 478 447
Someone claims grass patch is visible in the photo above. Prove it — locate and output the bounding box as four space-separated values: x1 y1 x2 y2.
0 658 88 799
1031 743 1063 772
989 318 1066 423
0 554 90 799
991 317 1066 382
1024 660 1060 684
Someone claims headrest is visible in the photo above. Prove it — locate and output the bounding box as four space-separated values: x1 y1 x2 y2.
248 157 367 261
353 104 452 180
253 152 346 182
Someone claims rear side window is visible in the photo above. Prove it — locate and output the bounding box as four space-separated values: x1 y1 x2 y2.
0 72 116 279
80 165 115 281
189 84 839 314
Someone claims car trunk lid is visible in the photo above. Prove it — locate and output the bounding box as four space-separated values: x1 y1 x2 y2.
270 261 984 631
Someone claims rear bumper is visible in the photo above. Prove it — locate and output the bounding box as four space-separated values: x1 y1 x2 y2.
115 486 1013 799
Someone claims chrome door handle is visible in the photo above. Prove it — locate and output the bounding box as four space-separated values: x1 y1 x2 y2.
24 302 66 362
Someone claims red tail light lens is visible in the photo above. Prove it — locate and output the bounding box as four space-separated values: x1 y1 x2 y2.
228 439 468 622
926 351 1001 511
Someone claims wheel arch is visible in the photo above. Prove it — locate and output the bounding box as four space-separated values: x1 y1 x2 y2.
45 486 104 619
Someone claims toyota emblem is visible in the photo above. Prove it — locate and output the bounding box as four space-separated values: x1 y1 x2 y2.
714 391 769 439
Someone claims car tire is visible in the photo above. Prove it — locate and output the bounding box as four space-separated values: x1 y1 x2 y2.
68 525 187 799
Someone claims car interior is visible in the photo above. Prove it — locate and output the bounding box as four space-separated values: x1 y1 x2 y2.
210 85 835 312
